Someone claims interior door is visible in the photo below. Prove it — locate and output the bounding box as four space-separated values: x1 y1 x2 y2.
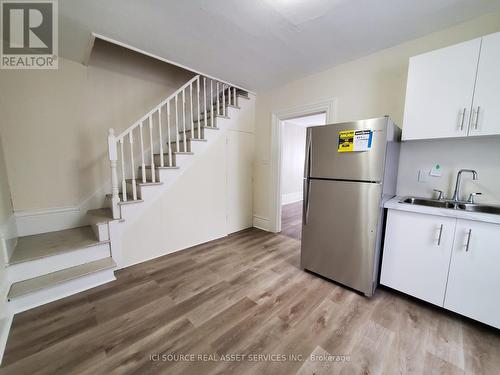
469 32 500 137
380 210 456 306
444 219 500 329
301 179 381 295
402 38 481 140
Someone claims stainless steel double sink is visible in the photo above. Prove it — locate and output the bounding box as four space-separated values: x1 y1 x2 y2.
400 197 500 215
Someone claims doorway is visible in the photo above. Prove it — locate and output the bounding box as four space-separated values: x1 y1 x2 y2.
280 113 327 240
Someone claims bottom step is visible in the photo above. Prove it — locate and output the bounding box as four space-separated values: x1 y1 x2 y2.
8 257 116 300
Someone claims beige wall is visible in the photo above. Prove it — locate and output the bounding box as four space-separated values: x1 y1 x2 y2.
0 40 194 212
254 12 500 222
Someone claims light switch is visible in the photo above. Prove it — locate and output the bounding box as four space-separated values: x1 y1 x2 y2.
418 169 430 183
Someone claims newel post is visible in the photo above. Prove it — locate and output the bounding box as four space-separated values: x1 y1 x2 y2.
108 128 120 219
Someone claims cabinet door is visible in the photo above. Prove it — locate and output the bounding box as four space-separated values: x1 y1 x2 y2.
402 38 481 140
380 210 456 306
469 32 500 136
444 220 500 328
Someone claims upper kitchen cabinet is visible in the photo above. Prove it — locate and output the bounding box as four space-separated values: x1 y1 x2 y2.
402 38 481 140
469 32 500 137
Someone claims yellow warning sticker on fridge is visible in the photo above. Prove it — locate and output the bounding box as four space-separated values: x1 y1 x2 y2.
338 130 373 152
338 130 354 152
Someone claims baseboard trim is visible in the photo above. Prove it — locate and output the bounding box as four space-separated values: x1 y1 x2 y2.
281 191 303 205
253 215 272 232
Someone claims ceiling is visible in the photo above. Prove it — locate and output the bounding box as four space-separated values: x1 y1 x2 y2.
60 0 500 91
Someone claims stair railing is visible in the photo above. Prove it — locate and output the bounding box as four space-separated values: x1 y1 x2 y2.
107 75 239 219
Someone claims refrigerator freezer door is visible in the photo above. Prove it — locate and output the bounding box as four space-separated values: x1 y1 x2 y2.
301 179 382 295
307 117 388 182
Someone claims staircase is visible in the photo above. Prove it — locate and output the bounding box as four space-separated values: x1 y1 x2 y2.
4 75 250 314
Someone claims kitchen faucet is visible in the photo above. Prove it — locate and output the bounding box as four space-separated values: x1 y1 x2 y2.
451 169 478 202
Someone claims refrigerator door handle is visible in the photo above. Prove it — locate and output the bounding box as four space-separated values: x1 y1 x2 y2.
304 128 312 179
303 178 311 225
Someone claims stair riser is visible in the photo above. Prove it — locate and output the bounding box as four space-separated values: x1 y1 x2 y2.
91 222 109 241
178 128 220 143
8 268 116 314
6 242 111 283
166 142 191 153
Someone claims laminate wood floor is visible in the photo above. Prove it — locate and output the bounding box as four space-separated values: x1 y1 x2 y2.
2 228 499 374
281 201 302 240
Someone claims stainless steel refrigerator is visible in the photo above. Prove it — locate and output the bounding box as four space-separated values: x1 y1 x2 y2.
301 116 401 296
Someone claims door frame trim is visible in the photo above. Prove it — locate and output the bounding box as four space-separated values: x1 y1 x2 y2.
270 98 336 233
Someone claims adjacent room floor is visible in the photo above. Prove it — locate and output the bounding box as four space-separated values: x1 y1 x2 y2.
281 201 302 241
1 224 500 374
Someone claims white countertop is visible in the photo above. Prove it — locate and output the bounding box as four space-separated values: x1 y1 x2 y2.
384 196 500 225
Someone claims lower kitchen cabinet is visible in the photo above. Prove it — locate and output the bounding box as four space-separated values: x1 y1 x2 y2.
380 210 456 306
381 209 500 329
444 219 500 329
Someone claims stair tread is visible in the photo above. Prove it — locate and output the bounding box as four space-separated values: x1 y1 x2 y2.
118 200 143 205
86 208 114 224
144 165 179 170
179 127 220 134
125 179 163 186
8 226 106 265
8 257 116 300
196 115 229 121
154 152 194 156
167 139 207 144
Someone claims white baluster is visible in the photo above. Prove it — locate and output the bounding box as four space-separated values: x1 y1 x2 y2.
233 87 236 106
128 132 137 200
210 79 214 128
166 101 173 167
120 137 127 202
222 84 226 116
203 77 207 129
175 95 180 152
108 128 120 218
197 77 200 139
216 82 220 116
190 83 194 137
139 123 146 183
158 108 164 168
182 89 187 152
149 115 155 183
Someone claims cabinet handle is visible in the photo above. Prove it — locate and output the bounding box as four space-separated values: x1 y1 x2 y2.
437 224 443 246
465 229 472 252
474 106 481 130
459 108 467 131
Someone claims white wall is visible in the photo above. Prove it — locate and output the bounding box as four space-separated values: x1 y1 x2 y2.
397 137 500 204
0 40 194 214
254 12 500 226
281 122 306 205
120 96 255 267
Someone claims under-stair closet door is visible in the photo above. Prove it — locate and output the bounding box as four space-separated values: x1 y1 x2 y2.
226 130 254 234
